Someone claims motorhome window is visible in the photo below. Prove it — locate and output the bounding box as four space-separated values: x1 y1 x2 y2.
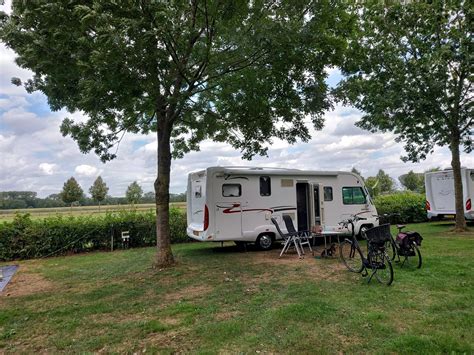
194 185 202 198
342 187 366 204
260 176 271 196
324 187 333 201
222 184 241 197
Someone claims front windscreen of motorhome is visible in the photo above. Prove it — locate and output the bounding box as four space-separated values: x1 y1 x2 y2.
187 170 207 235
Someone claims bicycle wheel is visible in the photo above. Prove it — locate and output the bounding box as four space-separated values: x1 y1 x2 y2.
403 243 422 269
371 250 394 286
340 240 364 273
384 238 397 261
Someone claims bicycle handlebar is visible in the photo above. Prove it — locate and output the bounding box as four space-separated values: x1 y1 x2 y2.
338 214 367 225
372 213 401 222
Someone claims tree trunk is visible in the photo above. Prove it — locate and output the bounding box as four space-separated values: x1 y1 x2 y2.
153 115 175 268
450 136 467 231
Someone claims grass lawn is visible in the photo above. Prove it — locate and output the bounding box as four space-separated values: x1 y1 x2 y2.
1 221 473 353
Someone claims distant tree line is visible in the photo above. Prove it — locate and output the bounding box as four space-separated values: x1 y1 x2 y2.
351 167 441 197
0 177 186 210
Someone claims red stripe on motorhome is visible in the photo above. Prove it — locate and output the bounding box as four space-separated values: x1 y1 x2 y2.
219 204 294 214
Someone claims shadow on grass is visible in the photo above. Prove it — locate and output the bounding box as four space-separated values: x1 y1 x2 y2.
428 221 456 228
179 242 285 257
428 220 474 228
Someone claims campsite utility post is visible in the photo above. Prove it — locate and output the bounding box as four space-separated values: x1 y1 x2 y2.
110 224 114 252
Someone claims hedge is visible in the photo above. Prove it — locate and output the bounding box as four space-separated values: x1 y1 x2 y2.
374 192 427 224
0 208 187 261
0 193 428 261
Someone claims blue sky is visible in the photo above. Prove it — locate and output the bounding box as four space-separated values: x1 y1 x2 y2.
1 2 472 198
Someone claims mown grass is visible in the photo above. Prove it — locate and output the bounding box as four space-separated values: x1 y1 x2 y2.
0 221 473 353
0 202 186 221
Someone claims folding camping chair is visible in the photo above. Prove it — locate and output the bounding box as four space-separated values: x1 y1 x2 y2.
282 215 313 254
271 217 303 258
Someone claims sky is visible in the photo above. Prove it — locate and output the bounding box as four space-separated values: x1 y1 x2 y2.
0 2 472 198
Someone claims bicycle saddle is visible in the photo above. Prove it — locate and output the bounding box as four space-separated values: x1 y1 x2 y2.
397 224 406 230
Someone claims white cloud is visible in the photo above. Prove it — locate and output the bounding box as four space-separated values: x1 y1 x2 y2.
75 164 99 177
0 95 28 110
39 163 57 175
1 107 48 135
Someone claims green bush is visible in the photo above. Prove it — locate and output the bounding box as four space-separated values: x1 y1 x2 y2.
374 192 427 224
0 208 188 261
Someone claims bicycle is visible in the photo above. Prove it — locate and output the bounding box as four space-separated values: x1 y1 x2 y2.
339 214 394 286
374 214 423 269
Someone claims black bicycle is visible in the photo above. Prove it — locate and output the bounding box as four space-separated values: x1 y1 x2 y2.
385 224 423 269
375 215 423 269
339 214 394 286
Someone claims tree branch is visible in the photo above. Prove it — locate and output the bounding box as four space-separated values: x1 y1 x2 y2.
195 48 269 88
460 117 473 134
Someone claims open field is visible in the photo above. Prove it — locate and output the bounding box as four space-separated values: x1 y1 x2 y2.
0 202 186 221
1 221 473 353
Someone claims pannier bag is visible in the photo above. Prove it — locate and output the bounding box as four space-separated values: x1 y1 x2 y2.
396 231 423 248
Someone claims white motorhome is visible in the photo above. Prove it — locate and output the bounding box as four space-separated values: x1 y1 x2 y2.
186 167 379 249
425 168 474 221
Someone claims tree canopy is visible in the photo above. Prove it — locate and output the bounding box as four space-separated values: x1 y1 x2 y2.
337 1 472 229
399 170 425 193
89 176 109 205
364 169 394 197
1 1 352 160
61 177 84 205
126 181 143 205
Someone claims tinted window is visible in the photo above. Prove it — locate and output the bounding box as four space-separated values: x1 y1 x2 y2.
324 187 333 201
222 184 241 197
260 176 271 196
342 187 366 204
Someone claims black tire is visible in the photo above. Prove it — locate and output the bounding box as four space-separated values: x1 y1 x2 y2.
371 251 394 286
256 234 273 250
384 238 397 261
403 243 422 269
340 240 364 273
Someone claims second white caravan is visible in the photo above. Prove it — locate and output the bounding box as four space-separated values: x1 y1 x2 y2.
187 167 379 249
425 168 474 221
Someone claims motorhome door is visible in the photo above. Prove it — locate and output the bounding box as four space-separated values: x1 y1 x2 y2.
310 183 325 230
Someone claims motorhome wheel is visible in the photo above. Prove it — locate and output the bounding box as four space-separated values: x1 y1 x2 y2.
257 234 273 250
